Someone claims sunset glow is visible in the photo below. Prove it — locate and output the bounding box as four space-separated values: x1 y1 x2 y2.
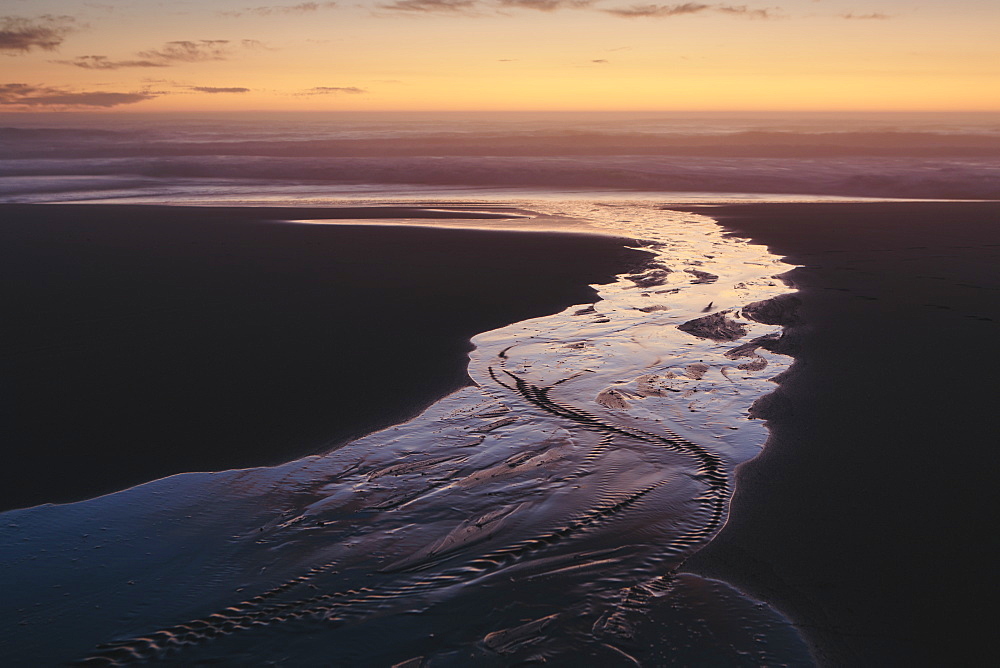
3 0 999 112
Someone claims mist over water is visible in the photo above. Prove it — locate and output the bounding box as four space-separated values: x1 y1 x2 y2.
2 111 999 202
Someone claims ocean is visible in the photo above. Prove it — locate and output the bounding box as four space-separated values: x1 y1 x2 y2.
2 110 999 203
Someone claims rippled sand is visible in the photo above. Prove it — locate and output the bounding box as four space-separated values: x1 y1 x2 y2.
1 200 812 666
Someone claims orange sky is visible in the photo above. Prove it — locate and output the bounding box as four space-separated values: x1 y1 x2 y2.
2 1 999 111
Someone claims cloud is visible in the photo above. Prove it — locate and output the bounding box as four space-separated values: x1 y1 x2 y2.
497 0 593 10
191 86 251 93
841 12 891 20
0 15 76 54
54 40 265 70
377 0 478 13
716 4 774 19
372 0 768 17
603 3 775 18
53 55 167 70
137 40 233 63
0 83 155 107
592 58 609 63
603 3 709 17
221 3 338 18
298 86 367 94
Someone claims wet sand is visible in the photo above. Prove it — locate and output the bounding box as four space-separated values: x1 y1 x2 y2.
677 202 1000 665
7 198 993 665
2 201 816 667
0 204 650 511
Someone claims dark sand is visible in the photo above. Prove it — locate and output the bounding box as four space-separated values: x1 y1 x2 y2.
677 202 999 665
0 204 650 511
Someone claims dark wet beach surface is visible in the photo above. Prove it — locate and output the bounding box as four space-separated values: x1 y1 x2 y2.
0 204 649 511
5 199 994 666
680 201 1000 665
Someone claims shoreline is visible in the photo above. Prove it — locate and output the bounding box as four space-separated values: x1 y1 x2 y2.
678 201 999 664
0 203 652 511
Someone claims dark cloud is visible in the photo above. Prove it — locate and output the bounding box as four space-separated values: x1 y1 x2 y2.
603 3 709 18
377 0 478 13
221 3 338 18
0 83 155 107
497 0 592 11
842 12 891 20
298 86 367 94
0 15 76 54
191 86 251 93
592 58 609 63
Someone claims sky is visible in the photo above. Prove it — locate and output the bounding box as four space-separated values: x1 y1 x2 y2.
1 0 999 112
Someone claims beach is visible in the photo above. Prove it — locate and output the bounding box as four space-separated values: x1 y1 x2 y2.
1 5 997 655
1 200 811 666
682 201 1000 664
0 203 651 511
0 197 995 666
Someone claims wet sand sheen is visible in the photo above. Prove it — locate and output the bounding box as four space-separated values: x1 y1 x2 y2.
0 203 649 511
